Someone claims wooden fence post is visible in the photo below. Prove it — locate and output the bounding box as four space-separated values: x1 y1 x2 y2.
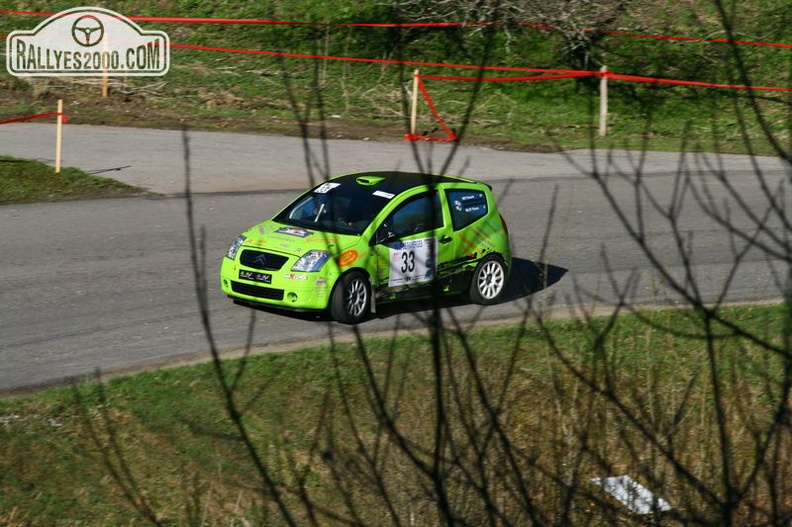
55 99 63 174
102 37 109 98
599 65 609 137
410 69 419 136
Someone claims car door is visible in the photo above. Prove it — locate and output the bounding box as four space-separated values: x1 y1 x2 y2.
371 191 453 293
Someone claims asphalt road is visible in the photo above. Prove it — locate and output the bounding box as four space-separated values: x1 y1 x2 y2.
1 123 789 392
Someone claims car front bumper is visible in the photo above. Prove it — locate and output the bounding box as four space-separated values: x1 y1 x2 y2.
220 257 334 311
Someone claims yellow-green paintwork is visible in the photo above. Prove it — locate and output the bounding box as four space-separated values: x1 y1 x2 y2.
220 173 511 312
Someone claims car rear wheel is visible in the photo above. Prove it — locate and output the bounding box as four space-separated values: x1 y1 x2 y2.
330 271 370 324
469 254 506 305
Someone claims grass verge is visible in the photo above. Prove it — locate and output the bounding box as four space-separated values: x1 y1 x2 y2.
0 304 788 525
0 156 147 204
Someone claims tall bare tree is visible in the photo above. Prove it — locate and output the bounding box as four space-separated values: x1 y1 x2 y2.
81 0 790 524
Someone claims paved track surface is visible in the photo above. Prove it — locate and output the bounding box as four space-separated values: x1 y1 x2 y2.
3 123 787 194
1 123 788 392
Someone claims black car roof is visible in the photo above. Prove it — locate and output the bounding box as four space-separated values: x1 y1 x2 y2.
330 171 481 196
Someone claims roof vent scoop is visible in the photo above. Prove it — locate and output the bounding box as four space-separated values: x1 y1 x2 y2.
356 175 386 186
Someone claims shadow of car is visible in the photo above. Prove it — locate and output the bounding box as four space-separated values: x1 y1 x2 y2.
239 257 567 323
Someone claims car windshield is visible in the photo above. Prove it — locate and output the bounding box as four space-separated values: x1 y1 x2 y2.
274 181 397 235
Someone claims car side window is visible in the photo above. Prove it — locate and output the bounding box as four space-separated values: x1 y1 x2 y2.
378 192 443 241
447 189 488 231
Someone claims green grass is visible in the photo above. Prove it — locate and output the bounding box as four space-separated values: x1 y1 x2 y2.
0 156 146 204
0 304 788 525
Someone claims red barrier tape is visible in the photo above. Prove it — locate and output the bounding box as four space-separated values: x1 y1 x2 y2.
604 71 792 92
588 30 792 49
0 112 68 125
173 42 792 93
418 70 791 92
3 31 783 94
4 10 789 141
405 75 456 142
406 69 792 142
420 72 597 82
2 9 790 49
0 9 55 17
171 42 580 75
2 33 782 92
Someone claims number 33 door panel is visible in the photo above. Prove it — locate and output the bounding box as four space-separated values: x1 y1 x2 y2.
387 237 437 288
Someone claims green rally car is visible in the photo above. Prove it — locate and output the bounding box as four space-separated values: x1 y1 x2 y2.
221 171 511 324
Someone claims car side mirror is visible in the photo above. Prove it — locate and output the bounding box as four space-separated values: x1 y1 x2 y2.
372 225 398 246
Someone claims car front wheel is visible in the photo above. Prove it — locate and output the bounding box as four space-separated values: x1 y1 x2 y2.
469 254 507 305
330 271 370 324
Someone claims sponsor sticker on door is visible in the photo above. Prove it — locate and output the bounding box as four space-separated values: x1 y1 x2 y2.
6 7 169 77
388 237 437 287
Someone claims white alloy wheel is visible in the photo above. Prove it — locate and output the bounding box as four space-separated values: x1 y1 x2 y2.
469 255 506 305
330 271 370 324
345 276 368 319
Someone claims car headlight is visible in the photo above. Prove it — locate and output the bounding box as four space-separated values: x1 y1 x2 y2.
226 235 247 260
291 250 331 272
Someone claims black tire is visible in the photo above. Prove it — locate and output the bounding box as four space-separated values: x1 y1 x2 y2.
469 254 507 305
330 271 371 324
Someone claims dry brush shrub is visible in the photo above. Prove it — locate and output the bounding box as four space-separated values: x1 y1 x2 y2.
261 309 790 525
540 309 791 524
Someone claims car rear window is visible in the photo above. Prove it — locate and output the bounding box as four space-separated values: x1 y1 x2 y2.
447 189 488 230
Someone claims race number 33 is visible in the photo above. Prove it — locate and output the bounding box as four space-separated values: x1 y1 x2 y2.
388 237 436 287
